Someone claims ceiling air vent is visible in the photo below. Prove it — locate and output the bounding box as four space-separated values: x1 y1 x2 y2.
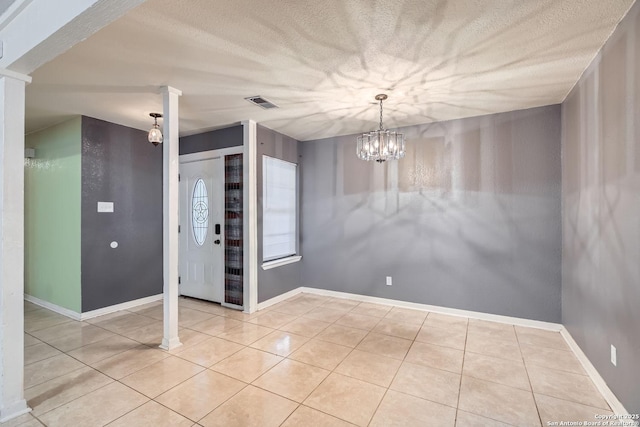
245 95 279 109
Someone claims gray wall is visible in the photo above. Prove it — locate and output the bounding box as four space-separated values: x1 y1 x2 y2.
81 116 163 311
562 1 640 413
179 125 243 155
301 105 562 322
257 125 302 302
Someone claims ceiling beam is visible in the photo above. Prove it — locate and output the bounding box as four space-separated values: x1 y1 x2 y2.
0 0 146 74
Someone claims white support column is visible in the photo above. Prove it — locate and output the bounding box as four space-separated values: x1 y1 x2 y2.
0 70 32 422
242 120 258 313
160 86 183 351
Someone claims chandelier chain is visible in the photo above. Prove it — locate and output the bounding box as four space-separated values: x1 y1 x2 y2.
379 98 384 130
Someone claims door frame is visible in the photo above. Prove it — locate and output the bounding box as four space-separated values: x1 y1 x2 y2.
242 120 258 314
179 145 245 309
179 146 243 164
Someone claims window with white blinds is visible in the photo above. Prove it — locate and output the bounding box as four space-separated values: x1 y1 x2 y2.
262 155 297 261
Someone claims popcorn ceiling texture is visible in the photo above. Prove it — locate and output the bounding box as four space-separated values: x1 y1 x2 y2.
26 0 635 140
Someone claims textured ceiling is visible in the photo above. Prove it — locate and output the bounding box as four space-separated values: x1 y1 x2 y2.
25 0 635 141
0 0 17 16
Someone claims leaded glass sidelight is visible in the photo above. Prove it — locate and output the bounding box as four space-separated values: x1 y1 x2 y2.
192 179 208 246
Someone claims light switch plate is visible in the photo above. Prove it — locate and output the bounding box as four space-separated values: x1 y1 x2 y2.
97 202 114 213
611 345 617 366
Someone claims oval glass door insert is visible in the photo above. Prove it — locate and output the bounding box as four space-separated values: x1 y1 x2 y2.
192 178 209 246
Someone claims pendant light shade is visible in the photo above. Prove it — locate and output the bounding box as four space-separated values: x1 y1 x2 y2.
356 94 405 163
148 113 163 146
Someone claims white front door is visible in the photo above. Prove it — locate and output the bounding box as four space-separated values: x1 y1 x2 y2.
179 157 224 302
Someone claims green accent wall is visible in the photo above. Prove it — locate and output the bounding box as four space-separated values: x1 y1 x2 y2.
25 117 82 312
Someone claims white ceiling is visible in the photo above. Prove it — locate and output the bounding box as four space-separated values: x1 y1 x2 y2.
25 0 635 141
0 0 17 16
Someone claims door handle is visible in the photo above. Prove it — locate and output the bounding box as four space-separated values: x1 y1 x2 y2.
214 239 221 245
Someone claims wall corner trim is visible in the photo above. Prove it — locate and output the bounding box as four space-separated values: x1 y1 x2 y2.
24 293 163 321
0 67 32 83
0 404 31 423
24 294 81 320
255 287 303 311
242 119 258 313
80 294 163 320
560 327 630 415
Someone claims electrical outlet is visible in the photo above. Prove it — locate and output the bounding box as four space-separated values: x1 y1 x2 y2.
386 276 392 286
611 345 617 366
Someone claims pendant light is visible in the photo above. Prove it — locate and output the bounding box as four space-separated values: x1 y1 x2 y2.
148 113 163 146
356 94 405 163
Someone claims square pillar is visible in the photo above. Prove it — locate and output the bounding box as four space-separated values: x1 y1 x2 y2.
0 72 31 422
160 86 182 351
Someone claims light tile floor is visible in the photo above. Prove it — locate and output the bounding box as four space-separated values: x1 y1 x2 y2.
5 293 614 427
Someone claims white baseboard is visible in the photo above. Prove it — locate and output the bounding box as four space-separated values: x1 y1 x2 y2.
560 327 630 416
0 399 31 423
259 287 629 416
24 294 82 320
80 294 163 320
256 287 303 311
222 302 244 311
298 287 562 331
24 293 163 321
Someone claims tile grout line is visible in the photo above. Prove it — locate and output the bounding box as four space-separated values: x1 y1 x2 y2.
287 298 395 426
277 297 361 426
252 302 471 424
113 357 237 424
24 301 247 425
515 326 545 427
24 361 88 392
176 296 342 425
452 324 521 427
97 381 154 425
154 374 251 425
530 391 614 413
33 379 120 423
25 296 354 425
32 298 417 423
454 318 470 425
24 293 604 426
365 309 431 426
21 301 217 425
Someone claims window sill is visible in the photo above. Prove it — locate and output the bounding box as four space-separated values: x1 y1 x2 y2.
262 255 302 270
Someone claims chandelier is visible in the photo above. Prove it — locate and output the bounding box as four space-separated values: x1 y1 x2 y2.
357 94 405 162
